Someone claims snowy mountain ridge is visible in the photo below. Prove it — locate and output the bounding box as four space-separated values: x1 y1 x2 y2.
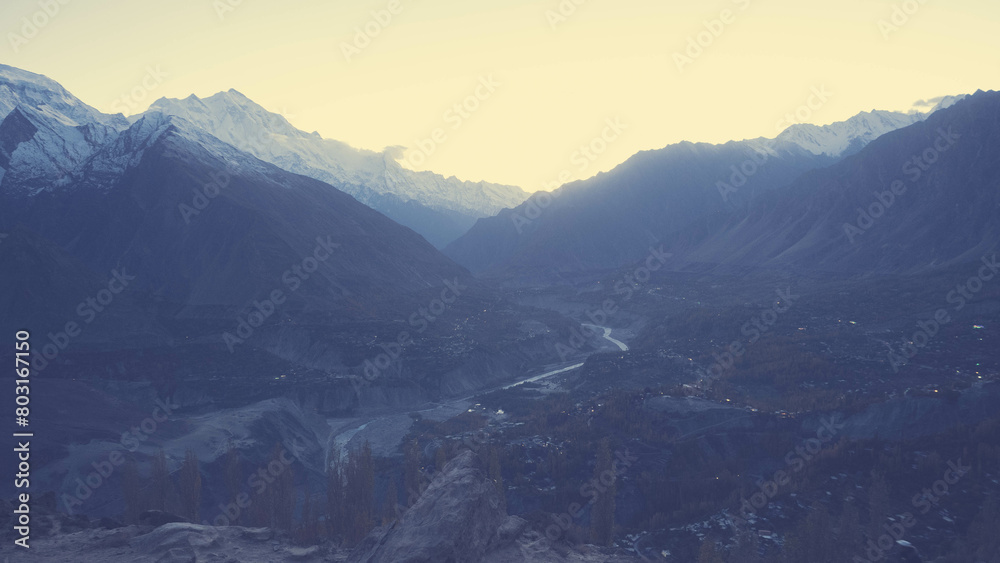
145 91 530 219
0 66 529 246
0 63 971 245
762 95 967 158
0 64 128 131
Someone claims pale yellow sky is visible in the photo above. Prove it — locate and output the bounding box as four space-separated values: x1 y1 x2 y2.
3 0 998 190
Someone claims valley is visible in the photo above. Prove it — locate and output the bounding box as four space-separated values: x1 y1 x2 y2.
1 60 998 563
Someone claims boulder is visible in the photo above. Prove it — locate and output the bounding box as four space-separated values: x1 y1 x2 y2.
139 510 187 528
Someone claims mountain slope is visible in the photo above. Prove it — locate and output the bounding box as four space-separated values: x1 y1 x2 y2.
145 91 529 247
678 90 1000 274
445 101 962 280
445 139 836 279
5 112 468 307
0 68 579 409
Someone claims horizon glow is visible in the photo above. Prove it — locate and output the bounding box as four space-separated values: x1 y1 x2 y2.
3 0 998 190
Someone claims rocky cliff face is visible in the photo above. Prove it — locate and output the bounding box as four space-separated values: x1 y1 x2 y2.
349 450 640 563
349 450 507 563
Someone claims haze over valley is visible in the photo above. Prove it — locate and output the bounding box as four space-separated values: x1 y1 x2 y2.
1 2 1000 561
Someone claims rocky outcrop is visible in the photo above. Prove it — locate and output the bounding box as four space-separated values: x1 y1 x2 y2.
0 522 342 562
349 450 507 563
349 450 640 563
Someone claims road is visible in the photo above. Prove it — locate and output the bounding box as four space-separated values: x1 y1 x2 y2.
500 362 585 391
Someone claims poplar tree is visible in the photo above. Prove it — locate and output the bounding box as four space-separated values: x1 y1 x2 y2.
435 446 448 472
121 456 142 524
488 445 506 511
590 439 616 546
272 443 295 531
178 450 202 522
150 449 170 512
345 442 375 544
326 458 345 540
383 477 400 525
224 444 243 522
403 439 421 509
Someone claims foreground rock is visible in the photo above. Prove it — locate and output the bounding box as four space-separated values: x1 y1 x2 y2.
0 452 637 562
0 523 345 562
349 450 639 563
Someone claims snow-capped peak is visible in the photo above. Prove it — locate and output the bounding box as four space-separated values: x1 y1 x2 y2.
148 90 305 142
0 64 127 131
914 94 968 114
145 92 528 218
0 66 130 195
768 96 966 158
774 110 923 158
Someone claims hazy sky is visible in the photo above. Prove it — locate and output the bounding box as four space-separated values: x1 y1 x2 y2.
3 0 998 190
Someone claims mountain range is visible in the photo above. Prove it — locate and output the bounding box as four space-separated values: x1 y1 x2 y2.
3 63 988 331
0 64 576 407
145 90 528 248
679 91 1000 274
3 63 999 561
444 93 977 280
